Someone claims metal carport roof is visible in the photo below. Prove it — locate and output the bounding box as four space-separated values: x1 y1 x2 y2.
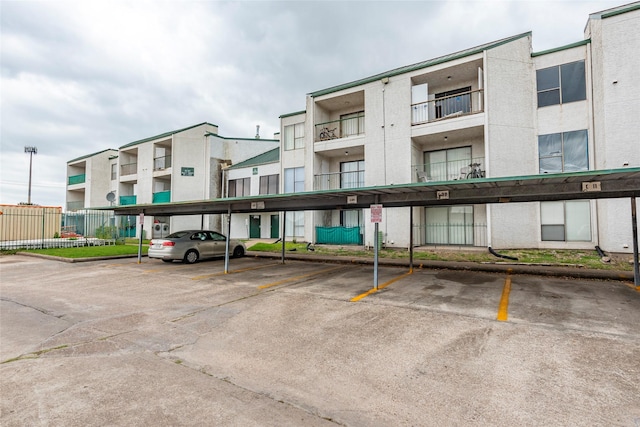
111 168 640 217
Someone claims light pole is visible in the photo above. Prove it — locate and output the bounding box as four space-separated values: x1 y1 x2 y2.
24 146 37 204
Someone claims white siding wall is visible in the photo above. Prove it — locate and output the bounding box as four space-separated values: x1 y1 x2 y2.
227 162 281 239
588 8 640 252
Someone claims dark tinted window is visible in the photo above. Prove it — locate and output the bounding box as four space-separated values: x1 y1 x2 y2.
560 61 586 103
536 61 586 107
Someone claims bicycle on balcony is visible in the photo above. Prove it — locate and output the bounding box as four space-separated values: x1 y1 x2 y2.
319 127 337 140
466 163 485 179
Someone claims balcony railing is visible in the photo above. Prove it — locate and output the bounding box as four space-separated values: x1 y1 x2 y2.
152 190 171 204
314 170 365 190
314 113 365 142
121 162 137 176
411 89 483 125
154 155 172 170
66 201 84 212
119 195 137 205
68 174 86 185
413 157 485 182
413 223 487 247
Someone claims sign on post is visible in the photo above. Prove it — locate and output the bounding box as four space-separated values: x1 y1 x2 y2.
371 204 383 223
139 213 144 225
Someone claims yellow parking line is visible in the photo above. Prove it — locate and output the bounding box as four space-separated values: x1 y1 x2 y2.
496 272 512 322
191 262 281 280
350 271 413 302
258 265 344 289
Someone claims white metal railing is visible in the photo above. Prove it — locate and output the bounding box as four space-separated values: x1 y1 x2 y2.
412 223 487 247
154 155 172 170
411 89 483 125
120 162 137 176
413 157 485 182
314 113 365 142
314 170 365 190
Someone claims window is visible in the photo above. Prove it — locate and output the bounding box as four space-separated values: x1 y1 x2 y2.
111 163 117 180
260 174 279 195
228 177 250 197
435 87 471 119
425 206 474 245
541 201 591 241
340 111 364 137
537 61 586 107
423 146 472 181
284 167 304 193
284 123 305 150
538 130 588 173
341 210 362 227
340 160 365 189
285 211 304 238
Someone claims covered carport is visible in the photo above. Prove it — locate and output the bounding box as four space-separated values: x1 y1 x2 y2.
112 167 640 287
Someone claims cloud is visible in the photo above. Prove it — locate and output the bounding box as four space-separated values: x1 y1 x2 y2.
0 0 624 206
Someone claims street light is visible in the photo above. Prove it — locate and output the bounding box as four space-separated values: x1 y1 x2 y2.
24 146 37 204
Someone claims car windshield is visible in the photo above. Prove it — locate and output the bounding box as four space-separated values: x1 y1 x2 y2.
165 231 190 239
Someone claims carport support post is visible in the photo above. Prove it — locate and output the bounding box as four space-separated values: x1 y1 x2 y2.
137 213 144 264
225 207 231 274
632 197 639 288
409 206 414 273
374 221 379 290
281 211 286 264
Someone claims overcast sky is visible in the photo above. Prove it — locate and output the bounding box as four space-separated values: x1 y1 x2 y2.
0 0 625 207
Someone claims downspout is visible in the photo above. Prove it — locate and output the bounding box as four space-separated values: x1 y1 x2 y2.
588 39 601 248
482 51 493 250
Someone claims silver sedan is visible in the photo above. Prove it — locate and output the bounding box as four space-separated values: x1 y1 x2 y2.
148 230 246 264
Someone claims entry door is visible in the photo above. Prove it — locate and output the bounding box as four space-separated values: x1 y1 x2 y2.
250 216 261 238
270 215 279 238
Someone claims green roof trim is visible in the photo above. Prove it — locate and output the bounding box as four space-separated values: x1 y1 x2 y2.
67 149 118 164
119 122 218 149
205 133 279 143
601 2 640 19
279 110 306 119
531 39 591 57
227 148 279 170
309 32 531 98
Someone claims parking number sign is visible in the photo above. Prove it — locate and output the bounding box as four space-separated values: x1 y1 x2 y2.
371 204 383 223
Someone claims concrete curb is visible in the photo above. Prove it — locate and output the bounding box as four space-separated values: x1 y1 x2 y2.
12 251 634 282
247 251 635 282
16 252 146 263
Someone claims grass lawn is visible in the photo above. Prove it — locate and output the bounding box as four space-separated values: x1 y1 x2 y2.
22 244 148 259
247 242 633 271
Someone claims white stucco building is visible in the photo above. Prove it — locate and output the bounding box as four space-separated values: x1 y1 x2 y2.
279 2 640 253
66 149 118 212
66 122 279 239
224 148 281 239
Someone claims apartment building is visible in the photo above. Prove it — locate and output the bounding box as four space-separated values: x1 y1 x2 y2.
279 2 640 252
66 122 279 238
225 148 281 239
66 149 118 212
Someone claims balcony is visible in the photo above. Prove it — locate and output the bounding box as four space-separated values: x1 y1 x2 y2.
119 195 137 205
413 157 485 182
314 170 365 191
154 155 172 170
121 162 137 176
68 174 86 185
152 190 171 204
411 89 483 125
66 201 84 211
314 113 364 143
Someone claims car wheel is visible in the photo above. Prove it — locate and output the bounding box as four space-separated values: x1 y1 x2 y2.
183 249 199 264
232 246 245 258
162 259 173 263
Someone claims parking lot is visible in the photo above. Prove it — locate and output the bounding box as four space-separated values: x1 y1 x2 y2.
1 254 640 426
